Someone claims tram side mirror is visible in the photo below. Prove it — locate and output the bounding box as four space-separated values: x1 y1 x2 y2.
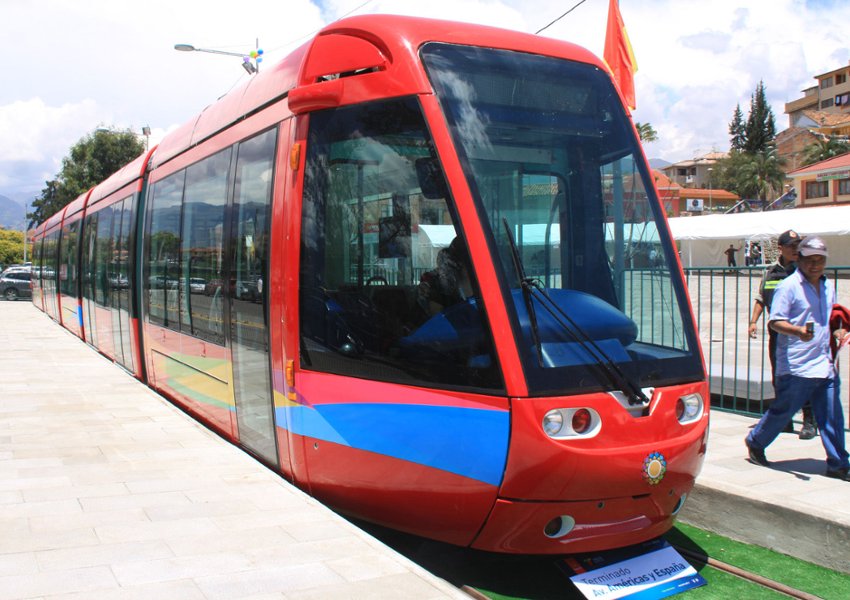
415 157 448 199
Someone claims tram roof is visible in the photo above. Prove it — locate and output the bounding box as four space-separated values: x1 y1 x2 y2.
151 15 605 170
88 148 156 208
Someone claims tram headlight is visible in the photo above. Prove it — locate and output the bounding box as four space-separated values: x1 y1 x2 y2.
542 410 565 436
676 393 703 424
542 408 601 439
572 408 592 434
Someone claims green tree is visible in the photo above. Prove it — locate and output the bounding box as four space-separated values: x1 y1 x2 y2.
635 122 658 143
0 228 25 266
801 136 850 166
728 104 746 151
28 128 145 225
716 147 785 201
743 81 776 154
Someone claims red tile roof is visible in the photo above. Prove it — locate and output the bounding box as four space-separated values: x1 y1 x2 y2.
800 110 850 129
788 150 850 176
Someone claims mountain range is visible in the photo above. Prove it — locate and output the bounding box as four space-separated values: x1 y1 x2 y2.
1 158 676 231
0 194 27 231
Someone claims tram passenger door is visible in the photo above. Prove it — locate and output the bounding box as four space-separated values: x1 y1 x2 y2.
229 129 278 467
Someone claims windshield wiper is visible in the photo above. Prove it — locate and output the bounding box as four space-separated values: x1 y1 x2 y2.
501 219 649 406
502 218 545 367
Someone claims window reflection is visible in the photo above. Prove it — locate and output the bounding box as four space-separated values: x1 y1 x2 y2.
299 97 503 392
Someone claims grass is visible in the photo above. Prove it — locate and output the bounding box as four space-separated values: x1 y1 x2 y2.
664 522 850 600
355 516 850 599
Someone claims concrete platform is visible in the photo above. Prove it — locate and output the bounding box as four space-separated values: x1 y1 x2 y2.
680 410 850 575
3 300 850 600
0 301 467 600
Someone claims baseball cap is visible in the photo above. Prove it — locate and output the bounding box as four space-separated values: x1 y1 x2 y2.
777 230 800 246
798 236 828 257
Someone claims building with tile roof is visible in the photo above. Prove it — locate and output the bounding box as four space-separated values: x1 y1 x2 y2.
651 169 739 216
785 61 850 126
660 151 726 190
787 151 850 206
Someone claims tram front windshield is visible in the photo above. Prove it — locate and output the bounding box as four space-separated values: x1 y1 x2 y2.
422 43 703 396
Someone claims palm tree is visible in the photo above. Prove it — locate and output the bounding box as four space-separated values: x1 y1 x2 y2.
801 136 850 166
635 122 658 143
736 148 786 201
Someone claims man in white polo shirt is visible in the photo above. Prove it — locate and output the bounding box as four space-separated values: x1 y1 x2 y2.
745 236 849 481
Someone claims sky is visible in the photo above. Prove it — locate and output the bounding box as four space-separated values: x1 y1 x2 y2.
2 0 849 204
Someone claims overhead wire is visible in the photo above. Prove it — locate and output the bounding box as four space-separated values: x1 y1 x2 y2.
264 0 376 56
535 0 590 34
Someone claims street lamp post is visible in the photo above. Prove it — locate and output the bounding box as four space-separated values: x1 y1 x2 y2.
174 43 261 74
22 200 27 264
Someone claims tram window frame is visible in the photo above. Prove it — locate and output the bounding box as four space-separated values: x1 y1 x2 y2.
146 170 185 329
298 96 504 393
59 219 80 299
94 204 115 307
81 212 97 302
116 195 136 371
145 132 277 345
180 148 231 344
421 42 703 393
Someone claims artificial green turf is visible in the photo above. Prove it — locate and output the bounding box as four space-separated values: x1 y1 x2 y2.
667 522 850 600
473 522 850 599
355 516 850 599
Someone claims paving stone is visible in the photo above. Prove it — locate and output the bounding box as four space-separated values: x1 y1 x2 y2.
0 303 467 599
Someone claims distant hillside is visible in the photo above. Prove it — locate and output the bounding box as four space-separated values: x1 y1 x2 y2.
649 158 672 169
0 194 26 230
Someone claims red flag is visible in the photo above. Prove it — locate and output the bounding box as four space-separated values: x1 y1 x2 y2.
604 0 638 110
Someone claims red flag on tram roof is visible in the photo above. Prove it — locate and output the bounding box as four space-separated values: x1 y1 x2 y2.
603 0 638 110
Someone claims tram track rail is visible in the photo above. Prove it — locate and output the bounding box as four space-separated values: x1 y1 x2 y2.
452 544 826 600
673 545 823 600
357 517 840 599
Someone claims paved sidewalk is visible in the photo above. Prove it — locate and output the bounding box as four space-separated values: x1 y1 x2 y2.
3 299 849 598
681 409 850 575
0 301 467 600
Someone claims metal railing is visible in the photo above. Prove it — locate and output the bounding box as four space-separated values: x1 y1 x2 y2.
684 265 850 429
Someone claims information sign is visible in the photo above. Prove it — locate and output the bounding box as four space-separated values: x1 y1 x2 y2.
562 539 706 600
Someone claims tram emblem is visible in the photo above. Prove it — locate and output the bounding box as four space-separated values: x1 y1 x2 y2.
642 452 667 485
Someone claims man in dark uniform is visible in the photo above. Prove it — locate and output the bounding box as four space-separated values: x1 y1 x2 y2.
725 243 741 268
747 229 817 438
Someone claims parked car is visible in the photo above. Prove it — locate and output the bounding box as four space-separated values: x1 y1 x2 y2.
0 270 32 301
189 277 206 294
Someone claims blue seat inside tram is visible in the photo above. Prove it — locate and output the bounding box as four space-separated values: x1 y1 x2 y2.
399 288 637 368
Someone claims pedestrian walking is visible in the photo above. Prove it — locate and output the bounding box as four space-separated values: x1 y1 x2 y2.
747 229 817 438
745 237 850 481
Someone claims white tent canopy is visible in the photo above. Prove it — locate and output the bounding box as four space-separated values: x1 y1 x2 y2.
668 205 850 267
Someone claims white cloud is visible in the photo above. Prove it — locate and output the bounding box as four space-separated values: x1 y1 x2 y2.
2 0 850 196
0 98 104 162
0 98 108 194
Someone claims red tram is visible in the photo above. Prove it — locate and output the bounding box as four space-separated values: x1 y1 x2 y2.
30 15 708 554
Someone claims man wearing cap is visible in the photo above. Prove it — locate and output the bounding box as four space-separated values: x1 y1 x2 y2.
748 229 817 438
745 237 850 481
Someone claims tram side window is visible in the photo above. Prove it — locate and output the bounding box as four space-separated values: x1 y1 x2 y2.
299 97 503 392
59 220 80 297
231 128 276 334
95 205 114 306
44 232 56 299
81 213 97 302
105 195 134 307
180 150 230 343
147 171 185 329
108 202 124 309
